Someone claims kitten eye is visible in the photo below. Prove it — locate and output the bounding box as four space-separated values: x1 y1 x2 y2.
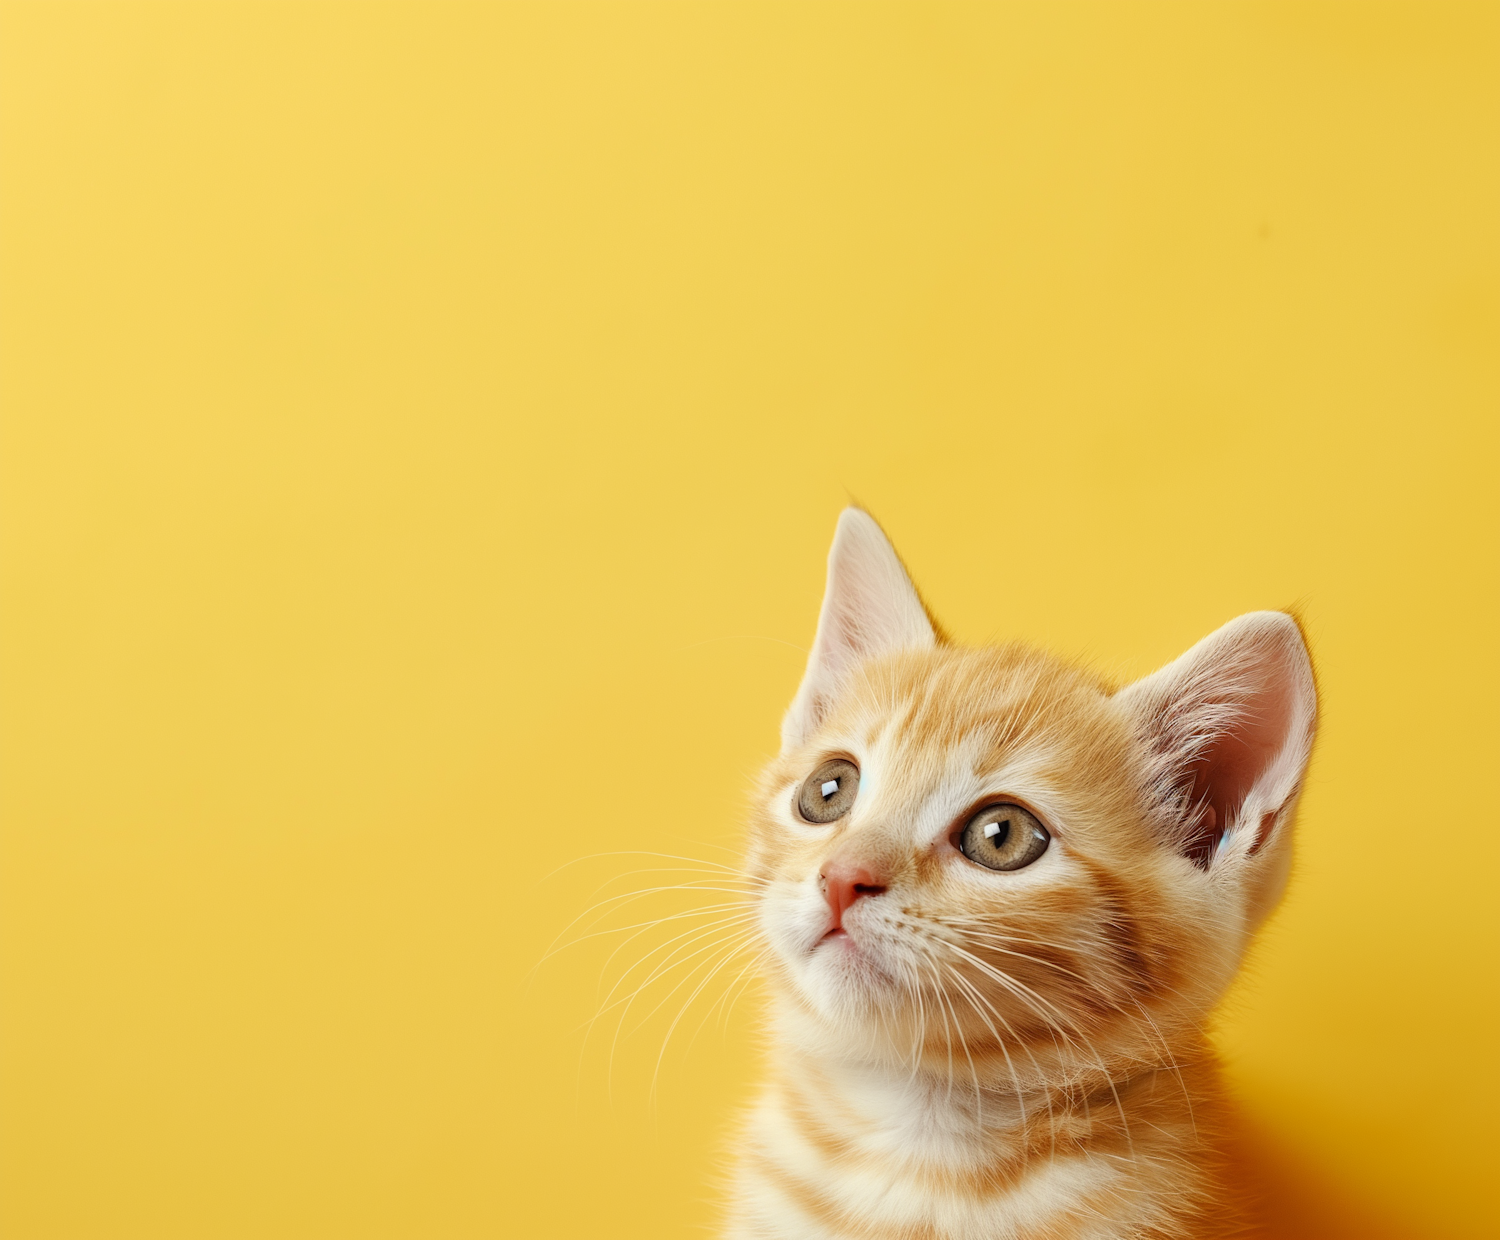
958 803 1050 872
795 759 860 824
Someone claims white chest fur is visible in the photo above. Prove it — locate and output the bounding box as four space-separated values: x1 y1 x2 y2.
726 1046 1191 1240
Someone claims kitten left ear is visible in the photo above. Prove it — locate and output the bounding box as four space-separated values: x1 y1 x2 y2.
781 509 937 751
1116 612 1317 915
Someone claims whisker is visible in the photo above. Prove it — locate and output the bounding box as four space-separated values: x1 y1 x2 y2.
600 920 759 1101
591 905 762 1001
537 849 751 884
542 900 755 973
537 881 760 970
587 910 763 1031
910 935 1038 1135
693 946 772 1044
648 935 762 1109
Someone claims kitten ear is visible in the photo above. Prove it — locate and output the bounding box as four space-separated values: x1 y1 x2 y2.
781 509 937 751
1117 612 1317 911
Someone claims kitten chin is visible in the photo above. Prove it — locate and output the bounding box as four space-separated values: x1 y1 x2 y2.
726 509 1315 1240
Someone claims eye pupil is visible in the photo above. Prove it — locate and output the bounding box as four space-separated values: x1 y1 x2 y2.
983 819 1007 842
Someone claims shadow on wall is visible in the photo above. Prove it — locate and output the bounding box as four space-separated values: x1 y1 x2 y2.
1230 1112 1423 1240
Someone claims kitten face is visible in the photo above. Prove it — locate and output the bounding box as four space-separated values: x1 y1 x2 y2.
747 511 1315 1077
750 646 1224 1067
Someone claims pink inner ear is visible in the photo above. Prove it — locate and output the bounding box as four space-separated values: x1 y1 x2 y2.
1182 674 1296 868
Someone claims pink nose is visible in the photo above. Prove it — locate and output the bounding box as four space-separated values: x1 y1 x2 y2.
820 860 887 929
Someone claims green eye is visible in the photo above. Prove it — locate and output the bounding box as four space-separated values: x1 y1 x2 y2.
796 759 859 824
958 804 1050 871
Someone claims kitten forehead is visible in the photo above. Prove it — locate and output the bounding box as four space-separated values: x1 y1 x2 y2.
852 644 1111 742
812 643 1128 796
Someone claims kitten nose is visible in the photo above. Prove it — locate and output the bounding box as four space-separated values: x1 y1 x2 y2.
820 860 887 928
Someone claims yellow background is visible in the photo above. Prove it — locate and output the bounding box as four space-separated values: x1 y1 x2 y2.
2 3 1495 1237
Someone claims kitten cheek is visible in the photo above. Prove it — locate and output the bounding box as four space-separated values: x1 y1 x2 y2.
761 888 830 961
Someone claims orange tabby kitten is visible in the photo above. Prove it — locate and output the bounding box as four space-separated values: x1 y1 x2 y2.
727 509 1316 1239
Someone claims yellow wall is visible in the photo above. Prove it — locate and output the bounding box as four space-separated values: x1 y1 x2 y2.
2 3 1495 1237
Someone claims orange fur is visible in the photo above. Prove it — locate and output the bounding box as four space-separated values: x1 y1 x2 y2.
725 511 1316 1240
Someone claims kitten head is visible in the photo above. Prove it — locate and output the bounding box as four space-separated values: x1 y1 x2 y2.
748 510 1316 1075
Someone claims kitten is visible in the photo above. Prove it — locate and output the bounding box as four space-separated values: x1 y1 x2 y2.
727 509 1316 1239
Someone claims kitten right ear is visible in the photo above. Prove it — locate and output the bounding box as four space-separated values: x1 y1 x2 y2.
781 509 936 752
1117 613 1317 911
